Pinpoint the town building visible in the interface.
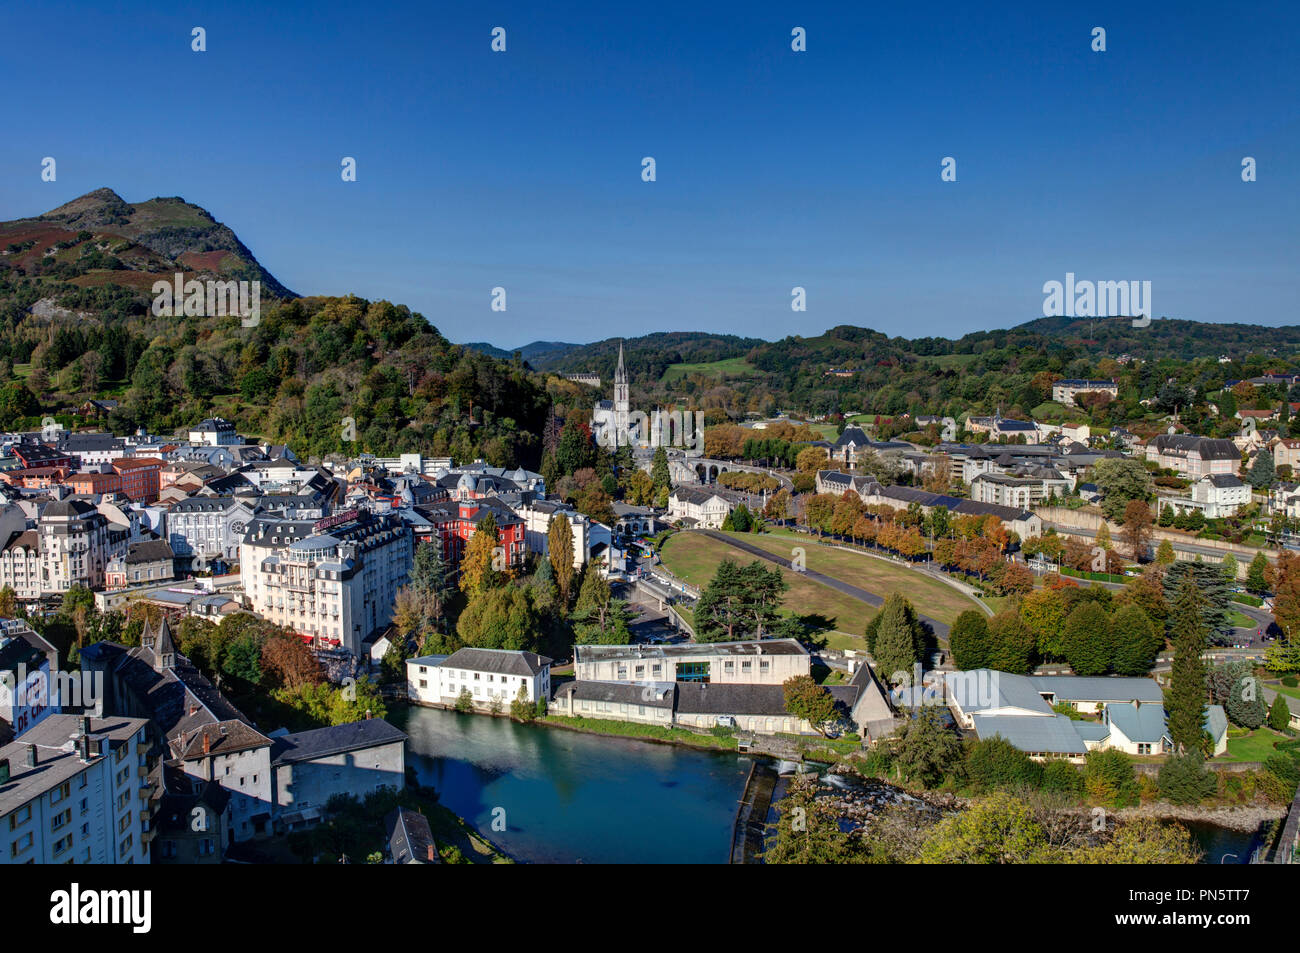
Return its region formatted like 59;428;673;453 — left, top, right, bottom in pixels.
39;498;111;593
407;647;552;711
1144;435;1241;479
105;539;176;590
1051;379;1119;407
188;418;241;446
574;639;809;686
0;713;152;864
268;719;408;832
241;509;413;655
667;486;739;529
1156;473;1251;520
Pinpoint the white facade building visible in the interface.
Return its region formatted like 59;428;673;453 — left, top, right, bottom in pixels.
407;648;552;710
0;714;152;865
240;510;412;656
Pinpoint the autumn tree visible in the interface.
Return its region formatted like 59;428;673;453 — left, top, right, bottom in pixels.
1121;500;1154;561
782;675;837;735
548;514;576;605
459;512;502;594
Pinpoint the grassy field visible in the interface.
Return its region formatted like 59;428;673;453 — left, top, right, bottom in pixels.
753;528;982;625
1223;727;1290;762
659;531;874;643
661;357;755;383
1269;681;1300;702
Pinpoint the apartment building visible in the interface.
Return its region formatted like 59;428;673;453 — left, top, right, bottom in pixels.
111;458;165;503
1144;435;1240;479
39;499;110;594
240;509;413;655
0;714;152;864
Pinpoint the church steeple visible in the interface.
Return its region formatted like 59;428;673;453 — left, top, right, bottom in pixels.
613;341;629;414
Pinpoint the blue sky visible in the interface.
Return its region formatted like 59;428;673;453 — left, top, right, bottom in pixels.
1;1;1296;347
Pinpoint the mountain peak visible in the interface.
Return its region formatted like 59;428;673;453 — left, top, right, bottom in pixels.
41;187;129;220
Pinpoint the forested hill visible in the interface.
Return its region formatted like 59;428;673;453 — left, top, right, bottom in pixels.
0;191;550;466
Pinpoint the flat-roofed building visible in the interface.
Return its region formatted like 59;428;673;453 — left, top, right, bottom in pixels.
573;638;810;686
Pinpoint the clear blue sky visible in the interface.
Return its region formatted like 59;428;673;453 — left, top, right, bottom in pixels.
2;1;1296;346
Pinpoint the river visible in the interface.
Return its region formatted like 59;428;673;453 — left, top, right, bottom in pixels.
393;705;753;863
394;706;1265;864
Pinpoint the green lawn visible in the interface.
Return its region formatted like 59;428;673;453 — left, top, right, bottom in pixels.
754;528;982;625
1222;727;1290;762
659;531;874;643
660;357;755;383
1269;681;1300;702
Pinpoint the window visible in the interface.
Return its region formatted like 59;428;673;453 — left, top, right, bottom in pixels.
10;831;33;858
51;782;70;805
8;805;31;830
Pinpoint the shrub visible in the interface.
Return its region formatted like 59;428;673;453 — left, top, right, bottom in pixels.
1040;760;1084;797
964;737;1044;792
1157;754;1218;805
1084;749;1140;808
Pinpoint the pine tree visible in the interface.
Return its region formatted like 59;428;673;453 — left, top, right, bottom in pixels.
1268;694;1292;732
651;447;670;490
1167;580;1210;755
1248;450;1275;489
873;593;921;682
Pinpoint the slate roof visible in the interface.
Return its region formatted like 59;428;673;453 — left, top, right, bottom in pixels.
1104;701;1168;744
269;718;408;766
555;679;676;708
944;670;1053;716
1028;675;1164;704
438;647;552;677
0;714;150;815
386;807;439;864
177;719;273;761
971;713;1088;755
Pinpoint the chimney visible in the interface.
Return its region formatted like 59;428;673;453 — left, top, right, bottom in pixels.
25;744;37;767
0;758;9;784
202;732;211;755
79;715;90;735
365;708;372;720
427;844;436;862
78;734;90;763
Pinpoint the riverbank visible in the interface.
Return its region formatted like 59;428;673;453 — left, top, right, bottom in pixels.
402;699;860;762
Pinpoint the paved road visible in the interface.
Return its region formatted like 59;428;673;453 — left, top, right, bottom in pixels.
695;529;951;645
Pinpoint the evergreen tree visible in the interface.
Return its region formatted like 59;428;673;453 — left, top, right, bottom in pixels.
1248;449;1275;489
651;447;670;490
1110;603;1161;675
948;610;990;671
1167;580;1211;755
1163;562;1232;644
1268;694;1292;732
1062;602;1112;676
873;592;922;681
